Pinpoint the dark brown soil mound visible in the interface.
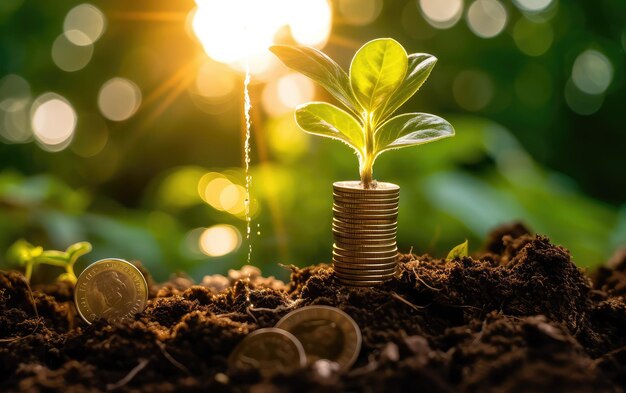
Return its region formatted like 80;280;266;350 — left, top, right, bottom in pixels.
2;226;626;392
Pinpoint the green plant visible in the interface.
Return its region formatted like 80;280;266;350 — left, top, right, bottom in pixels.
446;240;469;260
7;240;92;284
271;38;454;188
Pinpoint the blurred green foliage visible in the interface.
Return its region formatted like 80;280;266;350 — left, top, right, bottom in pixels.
0;0;624;281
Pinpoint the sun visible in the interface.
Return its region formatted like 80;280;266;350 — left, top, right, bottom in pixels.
190;0;332;73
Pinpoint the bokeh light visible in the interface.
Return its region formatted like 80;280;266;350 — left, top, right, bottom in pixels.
337;0;382;26
63;3;106;46
267;115;310;161
158;167;206;209
195;61;236;99
565;79;604;116
98;77;142;121
288;0;332;46
571;49;613;96
191;0;332;72
513;18;553;56
198;172;255;217
467;0;507;38
31;93;77;151
513;0;553;13
0;74;31;143
51;33;93;72
199;224;242;257
453;70;494;111
262;73;315;117
418;0;463;29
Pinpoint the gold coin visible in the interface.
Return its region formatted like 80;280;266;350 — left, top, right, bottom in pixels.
333;203;399;212
332;252;398;264
333;180;399;191
332;226;396;237
332;222;397;232
275;306;361;372
74;258;148;325
334;243;397;253
334;270;397;281
333;218;398;228
228;328;306;376
333;209;398;221
333;205;399;213
336;277;393;286
333;247;398;258
333;232;396;242
333;193;400;202
333;265;398;275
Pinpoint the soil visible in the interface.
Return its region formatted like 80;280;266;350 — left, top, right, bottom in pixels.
2;223;626;392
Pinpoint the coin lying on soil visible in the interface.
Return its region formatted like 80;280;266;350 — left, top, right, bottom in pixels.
228;328;306;376
275;305;361;372
74;258;148;324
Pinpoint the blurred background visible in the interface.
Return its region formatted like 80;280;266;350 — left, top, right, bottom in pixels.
0;0;624;281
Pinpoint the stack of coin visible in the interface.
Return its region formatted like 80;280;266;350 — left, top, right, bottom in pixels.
332;181;399;286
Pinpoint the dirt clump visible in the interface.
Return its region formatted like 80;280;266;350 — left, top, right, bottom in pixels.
1;226;625;392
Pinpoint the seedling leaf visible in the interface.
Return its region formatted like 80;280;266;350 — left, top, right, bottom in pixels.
295;102;364;155
270;45;360;113
376;53;437;124
447;240;469;260
350;38;408;112
374;113;454;157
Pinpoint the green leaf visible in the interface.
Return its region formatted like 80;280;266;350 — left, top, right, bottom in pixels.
270;45;360;113
66;242;92;261
295;102;365;154
374;113;454;156
349;38;408;112
446;240;469;260
376;53;437;123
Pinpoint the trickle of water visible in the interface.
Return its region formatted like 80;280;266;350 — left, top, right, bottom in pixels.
244;61;253;264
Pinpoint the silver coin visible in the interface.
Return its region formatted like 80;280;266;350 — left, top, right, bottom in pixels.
275;306;361;372
228;328;306;376
74;258;148;325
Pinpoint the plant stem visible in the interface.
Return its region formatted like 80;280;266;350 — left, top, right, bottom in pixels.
360;116;375;188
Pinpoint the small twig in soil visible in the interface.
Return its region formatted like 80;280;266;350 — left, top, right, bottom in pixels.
411;267;442;291
157;341;190;375
248;299;304;314
0;273;41;343
390;292;425;311
472;318;489;344
106;358;149;391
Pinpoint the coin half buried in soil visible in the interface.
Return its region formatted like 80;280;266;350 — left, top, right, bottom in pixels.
74;258;148;324
275;305;361;372
228;328;306;376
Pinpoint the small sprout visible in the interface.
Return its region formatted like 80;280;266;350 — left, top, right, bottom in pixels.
271;38;454;188
446;240;469;261
7;240;92;284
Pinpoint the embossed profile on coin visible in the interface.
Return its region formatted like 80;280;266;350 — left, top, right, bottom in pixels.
74;259;148;324
276;305;361;371
228;328;306;376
